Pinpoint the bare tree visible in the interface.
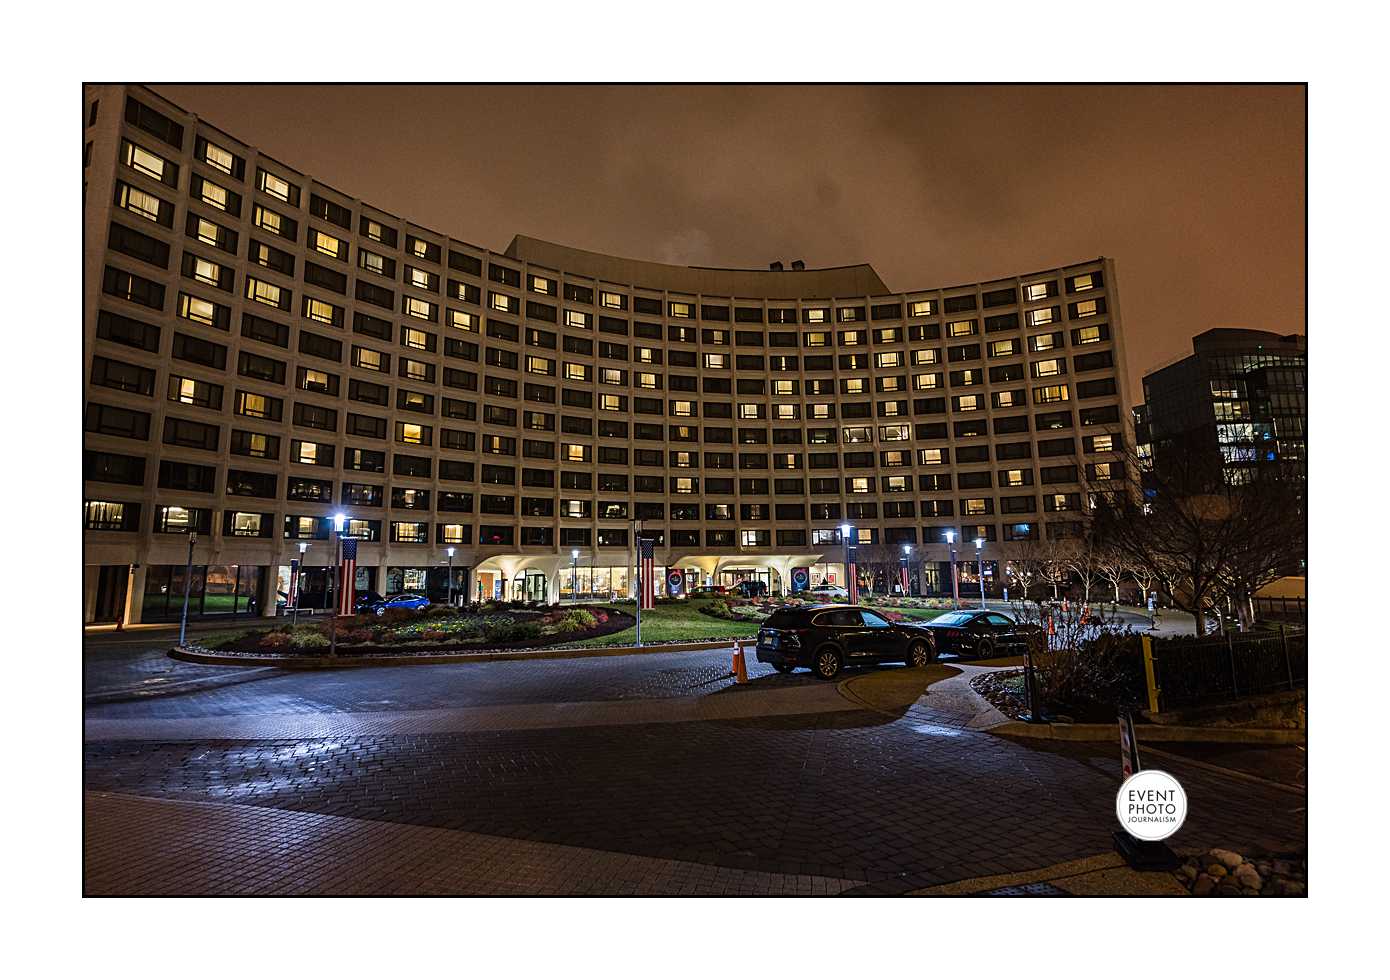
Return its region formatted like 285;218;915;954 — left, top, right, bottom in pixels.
1004;537;1052;602
1036;533;1073;600
1089;434;1304;635
855;541;900;599
1062;529;1107;608
1095;543;1129;605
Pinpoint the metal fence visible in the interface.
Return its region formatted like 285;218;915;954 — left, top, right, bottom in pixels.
1150;627;1306;710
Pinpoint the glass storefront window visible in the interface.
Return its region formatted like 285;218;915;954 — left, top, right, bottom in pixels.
140;564;262;621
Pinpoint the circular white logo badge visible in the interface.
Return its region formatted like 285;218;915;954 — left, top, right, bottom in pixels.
1115;770;1187;841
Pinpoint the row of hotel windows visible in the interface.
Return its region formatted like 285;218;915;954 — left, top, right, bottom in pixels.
102;215;1114;361
86;448;1116;502
104;234;1110;357
112;98;1103;320
84;500;1078;547
94;359;1118;428
86;394;1125;461
94;308;1117;408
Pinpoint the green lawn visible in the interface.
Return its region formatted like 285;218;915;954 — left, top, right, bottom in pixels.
569;597;760;647
565;597;949;647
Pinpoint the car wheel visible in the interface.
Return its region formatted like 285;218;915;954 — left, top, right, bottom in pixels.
374;607;385;618
908;640;934;667
814;646;842;680
773;664;794;674
976;638;994;661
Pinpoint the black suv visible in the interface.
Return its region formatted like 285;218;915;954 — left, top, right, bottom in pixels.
732;580;768;599
755;604;937;679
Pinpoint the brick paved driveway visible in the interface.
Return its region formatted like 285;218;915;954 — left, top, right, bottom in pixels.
85;644;811;718
84;705;1305;895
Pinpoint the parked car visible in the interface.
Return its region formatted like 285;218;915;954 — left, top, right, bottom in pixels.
916;609;1041;659
755;604;937;679
690;585;728;595
352;591;385;614
804;583;848;599
732;580;768;599
360;592;431;617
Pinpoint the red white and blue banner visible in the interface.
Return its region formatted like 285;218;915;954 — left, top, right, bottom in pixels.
337;537;358;616
900;563;910;595
846;546;858;606
638;538;655;610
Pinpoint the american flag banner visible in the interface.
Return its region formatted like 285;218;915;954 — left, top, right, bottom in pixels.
337;537;358;617
846;546;858;605
899;564;910;595
638;538;655;610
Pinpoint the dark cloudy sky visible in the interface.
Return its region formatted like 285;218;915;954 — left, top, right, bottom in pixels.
153;83;1305;398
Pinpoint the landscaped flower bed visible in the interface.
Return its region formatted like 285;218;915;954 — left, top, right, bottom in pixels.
206;604;631;656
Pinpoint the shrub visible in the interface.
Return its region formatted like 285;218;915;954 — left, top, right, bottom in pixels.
423;603;460;619
288;625;329;650
549;609;598;634
344;627;376;644
257;631;291;650
482;618;543;643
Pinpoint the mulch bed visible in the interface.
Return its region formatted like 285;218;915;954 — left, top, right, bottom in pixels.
971;669;1028;719
209;607;635;657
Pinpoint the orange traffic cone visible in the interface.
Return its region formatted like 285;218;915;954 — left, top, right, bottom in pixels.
1062;597;1070;614
1081;603;1090;622
1047;615;1056;637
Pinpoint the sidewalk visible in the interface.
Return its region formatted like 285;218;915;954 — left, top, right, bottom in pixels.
86;791;864;896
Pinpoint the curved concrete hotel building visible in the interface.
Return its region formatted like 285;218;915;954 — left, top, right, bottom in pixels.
83;84;1134;623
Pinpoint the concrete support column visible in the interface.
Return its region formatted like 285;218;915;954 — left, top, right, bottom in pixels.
124;563;147;626
84;566;100;624
256;564;276;619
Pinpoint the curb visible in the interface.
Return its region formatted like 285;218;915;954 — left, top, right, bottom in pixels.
170;637;753;669
84;666;285;704
988;719;1305;746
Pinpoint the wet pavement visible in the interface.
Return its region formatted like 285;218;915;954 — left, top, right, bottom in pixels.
83;632;1306;895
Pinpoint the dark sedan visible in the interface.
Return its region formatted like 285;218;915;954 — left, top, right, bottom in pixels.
754;604;937;679
916;609;1040;659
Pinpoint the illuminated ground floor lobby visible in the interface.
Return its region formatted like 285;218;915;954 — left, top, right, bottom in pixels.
83;549;1020;625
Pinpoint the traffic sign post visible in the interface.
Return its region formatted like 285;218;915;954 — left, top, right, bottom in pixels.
1112;709;1180;870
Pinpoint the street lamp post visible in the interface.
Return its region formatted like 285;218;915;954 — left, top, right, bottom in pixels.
975;537;986;609
900;544;912;596
945;530;960;609
571;549;579;604
329;512;347;658
178;531;196;646
446;547;455;605
291;541;307;625
839;523;856;604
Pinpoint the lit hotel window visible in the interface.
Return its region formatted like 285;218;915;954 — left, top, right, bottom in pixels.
253;205;286;236
258;169;293;202
122;140;170;182
116;184;163;223
313;230;344;258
